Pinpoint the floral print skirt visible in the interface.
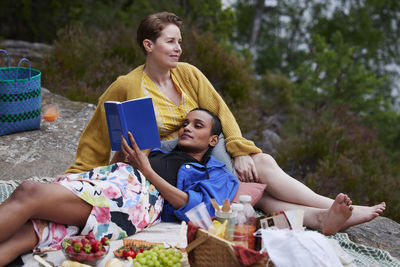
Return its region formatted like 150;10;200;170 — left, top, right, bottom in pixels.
32;163;163;252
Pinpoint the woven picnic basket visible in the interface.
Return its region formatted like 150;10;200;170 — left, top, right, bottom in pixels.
0;49;41;136
187;224;273;267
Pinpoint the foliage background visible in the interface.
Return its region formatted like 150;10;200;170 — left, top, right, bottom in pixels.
1;0;399;221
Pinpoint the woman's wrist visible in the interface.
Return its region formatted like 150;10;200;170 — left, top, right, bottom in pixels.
141;168;157;181
110;151;125;164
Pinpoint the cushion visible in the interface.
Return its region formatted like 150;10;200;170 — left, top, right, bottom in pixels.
232;182;267;206
160;133;235;174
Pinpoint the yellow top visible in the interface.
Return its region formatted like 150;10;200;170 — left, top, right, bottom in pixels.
141;71;197;140
66;62;261;174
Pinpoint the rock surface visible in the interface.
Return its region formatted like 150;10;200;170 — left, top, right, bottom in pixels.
0;89;399;261
0;88;95;180
345;216;400;260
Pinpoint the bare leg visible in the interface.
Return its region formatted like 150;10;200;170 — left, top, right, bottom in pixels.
255;192;353;235
252;153;333;208
0;181;92;243
0;221;38;266
251;153;386;222
341;202;386;230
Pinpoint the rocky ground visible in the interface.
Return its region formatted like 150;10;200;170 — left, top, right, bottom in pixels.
0;88;95;180
0;89;399;260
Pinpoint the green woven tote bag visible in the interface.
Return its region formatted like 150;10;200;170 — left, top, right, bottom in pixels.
0;49;41;136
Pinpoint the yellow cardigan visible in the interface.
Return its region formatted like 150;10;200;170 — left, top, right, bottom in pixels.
66;62;261;173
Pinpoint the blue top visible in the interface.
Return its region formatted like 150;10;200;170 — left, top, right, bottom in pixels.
152;149;239;222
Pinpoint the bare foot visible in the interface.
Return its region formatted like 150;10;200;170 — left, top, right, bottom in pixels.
321;193;353;235
340;202;386;231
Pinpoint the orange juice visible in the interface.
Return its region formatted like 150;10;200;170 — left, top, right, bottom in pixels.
43;113;59;122
247;224;257;250
43;104;59;122
233;224;248;248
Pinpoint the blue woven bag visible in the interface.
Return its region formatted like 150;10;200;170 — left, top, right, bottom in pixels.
0;49;41;136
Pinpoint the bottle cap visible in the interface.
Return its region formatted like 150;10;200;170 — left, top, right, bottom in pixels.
231;203;244;211
239;195;252;203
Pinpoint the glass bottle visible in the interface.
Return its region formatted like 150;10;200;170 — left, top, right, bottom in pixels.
239;195;257;250
231;203;248;248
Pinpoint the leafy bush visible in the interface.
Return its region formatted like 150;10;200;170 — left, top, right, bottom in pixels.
276;105;400;221
181;30;255;105
39;22;142;103
259;71;294;114
39;18;256;108
0;0;84;42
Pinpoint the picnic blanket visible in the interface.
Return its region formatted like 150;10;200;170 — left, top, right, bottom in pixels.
1;180;400;267
328;233;400;267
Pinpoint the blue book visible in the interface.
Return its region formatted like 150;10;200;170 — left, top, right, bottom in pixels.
104;97;161;151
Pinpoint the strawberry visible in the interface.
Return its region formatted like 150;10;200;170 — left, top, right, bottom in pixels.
91;240;102;252
122;248;129;258
86;252;96;263
62;238;72;249
73;240;83;253
86;232;95;240
77;250;87;262
94;250;104;258
66;245;75;255
83;244;92;253
101;236;110;246
81;238;90;246
126;249;136;259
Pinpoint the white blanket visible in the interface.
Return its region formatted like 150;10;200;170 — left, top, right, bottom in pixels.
260;228;355;267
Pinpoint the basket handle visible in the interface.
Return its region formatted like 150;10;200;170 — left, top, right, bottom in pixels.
186;232;209;253
0;49;10;68
16;58;31;80
186;230;240;266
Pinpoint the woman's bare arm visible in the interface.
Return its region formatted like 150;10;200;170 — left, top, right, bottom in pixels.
121;132;188;208
110;151;125;164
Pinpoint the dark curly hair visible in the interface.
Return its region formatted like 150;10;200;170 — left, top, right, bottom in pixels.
190;108;222;136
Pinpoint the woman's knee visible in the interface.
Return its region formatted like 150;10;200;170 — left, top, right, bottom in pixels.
10;181;43;205
252;153;278;169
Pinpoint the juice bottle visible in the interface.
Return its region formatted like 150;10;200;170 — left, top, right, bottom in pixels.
239;195;257;250
216;209;236;241
231;203;248;248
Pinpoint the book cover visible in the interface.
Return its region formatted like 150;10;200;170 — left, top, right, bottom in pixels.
284;209;304;230
258;209;304;230
104;97;161;151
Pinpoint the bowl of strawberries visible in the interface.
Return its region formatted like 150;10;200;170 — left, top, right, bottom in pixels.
61;233;110;266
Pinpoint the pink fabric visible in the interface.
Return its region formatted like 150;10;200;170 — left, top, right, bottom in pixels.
232;182;267;205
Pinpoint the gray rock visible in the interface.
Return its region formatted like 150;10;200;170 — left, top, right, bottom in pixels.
1;39;52;60
0;88;95;181
344;216;400;260
1;89;399;261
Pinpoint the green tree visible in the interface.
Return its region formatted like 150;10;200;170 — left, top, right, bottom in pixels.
294;32;385;113
233;0;400;162
0;0;84;42
38;0;249;107
276;106;400;221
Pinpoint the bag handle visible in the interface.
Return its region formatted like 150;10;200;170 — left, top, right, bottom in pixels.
16;58;31;80
0;49;10;68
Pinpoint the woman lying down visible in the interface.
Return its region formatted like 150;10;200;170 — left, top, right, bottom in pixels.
0;108;384;265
